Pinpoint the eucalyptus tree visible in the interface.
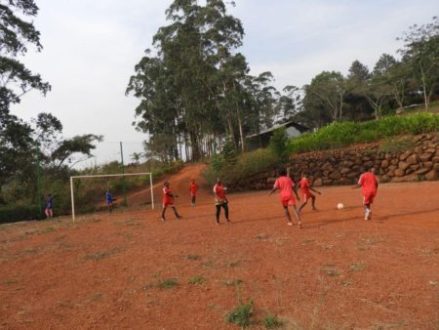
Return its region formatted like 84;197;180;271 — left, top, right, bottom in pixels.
128;0;248;161
344;60;373;120
346;59;392;119
374;53;412;110
304;71;346;122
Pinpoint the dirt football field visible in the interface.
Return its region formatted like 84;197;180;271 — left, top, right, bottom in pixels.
1;165;439;329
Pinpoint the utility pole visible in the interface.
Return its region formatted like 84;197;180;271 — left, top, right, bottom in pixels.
120;141;127;206
35;143;42;219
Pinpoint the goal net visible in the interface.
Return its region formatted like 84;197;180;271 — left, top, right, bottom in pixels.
69;172;154;221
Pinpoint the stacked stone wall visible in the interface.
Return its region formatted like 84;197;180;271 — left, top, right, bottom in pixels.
237;133;439;190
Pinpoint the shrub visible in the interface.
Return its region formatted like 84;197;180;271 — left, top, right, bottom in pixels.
288;113;439;154
158;278;178;289
0;204;42;223
379;136;416;153
203;148;278;186
188;276;206;285
269;127;288;161
264;314;283;329
227;300;254;327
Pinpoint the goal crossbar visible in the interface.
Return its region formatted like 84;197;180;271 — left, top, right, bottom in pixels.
70;172;154;222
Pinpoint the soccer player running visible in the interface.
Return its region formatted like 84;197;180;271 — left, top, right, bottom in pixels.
355;167;379;220
44;193;54;218
189;179;199;207
105;190;113;213
269;168;302;227
213;178;230;224
298;172;322;213
161;181;182;222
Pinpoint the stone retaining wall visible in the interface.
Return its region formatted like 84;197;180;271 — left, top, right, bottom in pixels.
240;133;439;190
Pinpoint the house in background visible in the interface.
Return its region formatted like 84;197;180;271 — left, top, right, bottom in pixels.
246;121;310;151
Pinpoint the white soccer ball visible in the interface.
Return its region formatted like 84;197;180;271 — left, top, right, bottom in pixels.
337;203;344;210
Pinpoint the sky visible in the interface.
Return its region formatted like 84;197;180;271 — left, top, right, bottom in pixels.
11;0;438;166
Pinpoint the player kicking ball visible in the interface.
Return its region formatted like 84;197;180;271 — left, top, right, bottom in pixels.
298;172;322;213
269;168;302;228
161;181;182;222
355;167;379;220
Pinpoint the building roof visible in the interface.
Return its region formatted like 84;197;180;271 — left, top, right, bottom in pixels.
246;121;309;139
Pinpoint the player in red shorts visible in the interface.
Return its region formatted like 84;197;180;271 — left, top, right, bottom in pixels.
189;179;199;207
356;168;379;220
269;168;302;227
161;181;182;222
213;178;230;224
298;172;322;213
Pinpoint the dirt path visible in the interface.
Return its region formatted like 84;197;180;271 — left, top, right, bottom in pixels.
1;168;439;329
126;163;209;208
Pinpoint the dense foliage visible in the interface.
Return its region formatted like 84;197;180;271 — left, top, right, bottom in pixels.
0;1;103;220
288;112;439;154
298;16;439;128
127;0;300;162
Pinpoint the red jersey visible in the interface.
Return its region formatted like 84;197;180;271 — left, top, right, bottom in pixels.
299;178;311;195
274;176;295;200
358;172;378;195
162;186;173;206
213;183;227;203
189;182;199;196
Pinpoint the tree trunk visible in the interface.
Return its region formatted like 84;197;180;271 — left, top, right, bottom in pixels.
420;67;429;111
189;131;200;162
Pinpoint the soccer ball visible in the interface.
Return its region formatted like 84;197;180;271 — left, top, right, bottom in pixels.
337;203;344;210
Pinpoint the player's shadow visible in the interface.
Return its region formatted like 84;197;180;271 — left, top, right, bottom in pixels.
233;215;290;225
307;206;439;229
378;207;439;222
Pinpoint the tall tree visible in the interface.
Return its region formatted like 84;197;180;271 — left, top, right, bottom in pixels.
304;71;346;122
374;53;411;110
128;0;252;160
345;60;373;120
0;0;50;188
0;0;51;116
398;16;439;110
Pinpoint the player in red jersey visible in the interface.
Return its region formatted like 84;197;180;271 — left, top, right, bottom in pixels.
213;178;230;224
355;168;379;220
189;179;199;207
269;168;302;227
298;172;322;213
161;181;182;222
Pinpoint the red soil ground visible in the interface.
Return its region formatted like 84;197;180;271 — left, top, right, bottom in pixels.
1;164;439;329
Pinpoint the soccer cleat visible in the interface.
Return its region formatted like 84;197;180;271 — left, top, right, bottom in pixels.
364;209;370;220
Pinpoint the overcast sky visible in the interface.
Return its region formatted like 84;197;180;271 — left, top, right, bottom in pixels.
12;0;438;166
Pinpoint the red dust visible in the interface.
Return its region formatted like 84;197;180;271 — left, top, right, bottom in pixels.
0;165;439;329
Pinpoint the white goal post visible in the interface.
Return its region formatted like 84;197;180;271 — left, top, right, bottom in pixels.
70;172;154;222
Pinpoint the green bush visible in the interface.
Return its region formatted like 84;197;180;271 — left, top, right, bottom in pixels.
227;300;254;327
0;204;42;223
264;314;283;329
379;136;416;153
288;113;439;154
203;148;278;186
269;127;288;161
